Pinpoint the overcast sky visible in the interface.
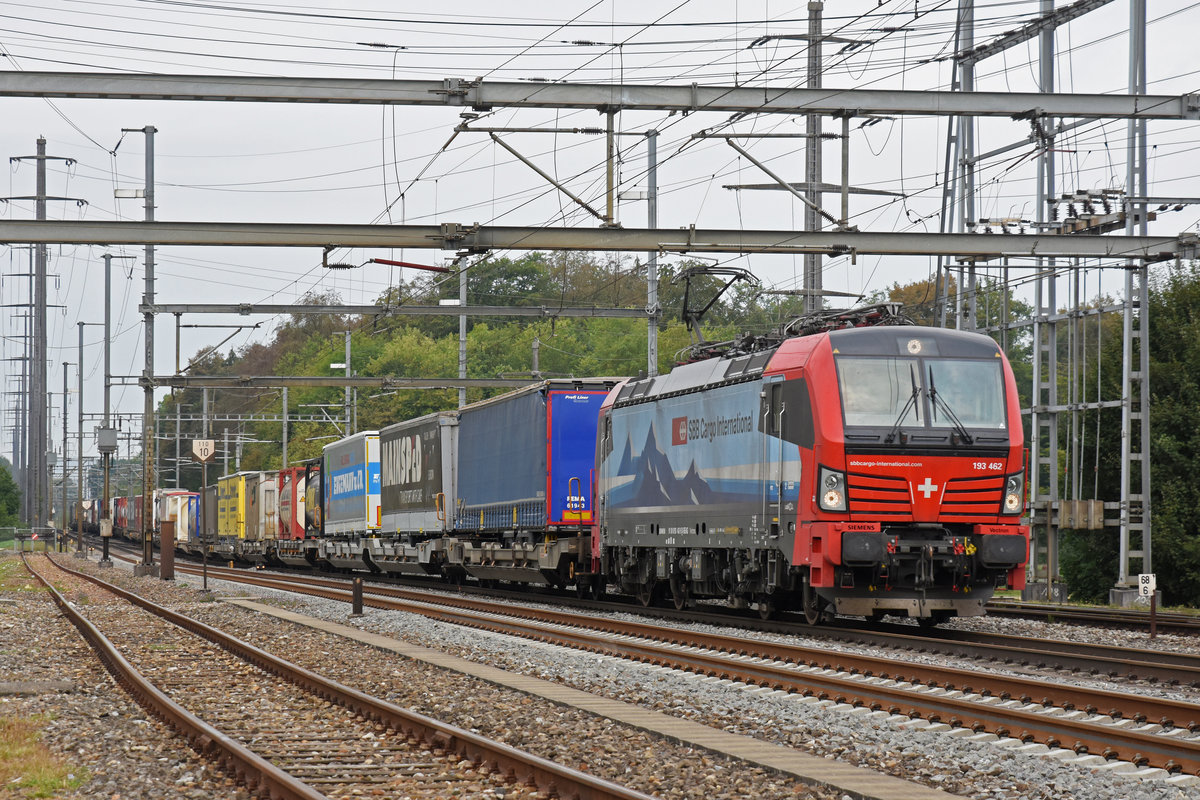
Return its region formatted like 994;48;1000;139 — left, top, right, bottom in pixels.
2;0;1198;468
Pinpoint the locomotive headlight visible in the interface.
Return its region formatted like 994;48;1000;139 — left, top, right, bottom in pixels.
817;467;847;512
1002;473;1025;515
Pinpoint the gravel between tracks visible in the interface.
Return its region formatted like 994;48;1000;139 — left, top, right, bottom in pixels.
0;554;249;800
7;552;1199;800
4;554;829;800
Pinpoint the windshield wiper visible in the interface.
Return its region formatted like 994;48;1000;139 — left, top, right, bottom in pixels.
884;364;921;444
927;366;974;444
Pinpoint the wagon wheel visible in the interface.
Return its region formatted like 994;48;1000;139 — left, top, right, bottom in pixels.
756;593;776;621
636;580;657;607
670;572;691;611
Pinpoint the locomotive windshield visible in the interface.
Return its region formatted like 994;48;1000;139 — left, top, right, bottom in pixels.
836;356;1006;431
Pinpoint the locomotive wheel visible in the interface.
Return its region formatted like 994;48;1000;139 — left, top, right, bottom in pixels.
802;593;833;624
636;581;657;607
669;573;690;610
802;580;824;625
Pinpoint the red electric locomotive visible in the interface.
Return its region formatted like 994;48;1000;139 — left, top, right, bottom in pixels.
593;304;1028;624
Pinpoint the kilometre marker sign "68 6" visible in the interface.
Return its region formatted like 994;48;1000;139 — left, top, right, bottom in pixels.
192;439;216;464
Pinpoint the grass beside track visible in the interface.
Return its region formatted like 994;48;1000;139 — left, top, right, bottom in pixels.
0;556;88;798
0;716;87;799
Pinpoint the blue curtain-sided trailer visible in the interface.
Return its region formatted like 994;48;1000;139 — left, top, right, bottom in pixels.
445;379;619;585
454;380;617;533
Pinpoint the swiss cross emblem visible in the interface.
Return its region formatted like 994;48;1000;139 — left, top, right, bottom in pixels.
672;416;688;445
916;477;939;499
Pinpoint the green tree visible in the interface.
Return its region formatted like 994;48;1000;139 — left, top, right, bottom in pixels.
0;460;20;527
1061;261;1200;605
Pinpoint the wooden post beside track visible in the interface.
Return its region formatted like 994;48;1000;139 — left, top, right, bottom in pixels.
160;520;175;581
1150;591;1157;640
351;578;364;617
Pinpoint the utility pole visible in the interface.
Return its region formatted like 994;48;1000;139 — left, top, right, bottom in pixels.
174;312;181;488
97;253;129;568
281;386;288;469
3;248;33;524
1117;0;1152;604
458;263;467;409
76;324;85;555
5;139;80;528
35;142;50;531
344;330;352;433
803;1;823;314
123;125;158;576
61;363;69;549
957;0;977;330
646;130;659;376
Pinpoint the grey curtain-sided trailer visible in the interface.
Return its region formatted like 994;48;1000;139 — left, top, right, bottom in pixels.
379;411;458;537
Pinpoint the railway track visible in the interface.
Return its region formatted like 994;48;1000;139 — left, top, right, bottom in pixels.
145;552;1200;686
986;600;1200;634
98;539;1200;686
150;558;1200;777
27;553;656;800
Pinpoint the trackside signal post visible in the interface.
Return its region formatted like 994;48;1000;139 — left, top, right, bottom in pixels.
1139;573;1157;639
193;439;215;591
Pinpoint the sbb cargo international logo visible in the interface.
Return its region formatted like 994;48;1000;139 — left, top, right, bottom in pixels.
672;412;754;445
672;416;688;445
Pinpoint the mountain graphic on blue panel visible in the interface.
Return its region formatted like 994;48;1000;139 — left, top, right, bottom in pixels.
621;423;717;507
616;434;634;475
679;462;717;504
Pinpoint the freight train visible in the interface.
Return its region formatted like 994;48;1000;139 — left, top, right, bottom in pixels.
78;304;1030;624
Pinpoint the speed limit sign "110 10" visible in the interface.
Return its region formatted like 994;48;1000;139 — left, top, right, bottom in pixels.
192;439;216;463
1139;573;1156;597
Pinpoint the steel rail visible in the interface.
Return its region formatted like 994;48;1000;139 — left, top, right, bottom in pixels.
218;568;1200;725
41;555;657;800
986;601;1200;633
22;554;327;800
98;548;1200;682
807;623;1200;686
175;564;1200;774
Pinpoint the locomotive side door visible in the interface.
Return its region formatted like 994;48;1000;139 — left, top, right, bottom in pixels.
759;375;809;538
761;377;785;536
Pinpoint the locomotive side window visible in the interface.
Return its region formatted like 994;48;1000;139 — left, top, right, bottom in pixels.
836;357;922;428
759;378;813;447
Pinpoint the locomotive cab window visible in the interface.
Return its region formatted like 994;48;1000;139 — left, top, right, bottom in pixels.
926;359;1006;430
836;355;1005;433
836;357;922;429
